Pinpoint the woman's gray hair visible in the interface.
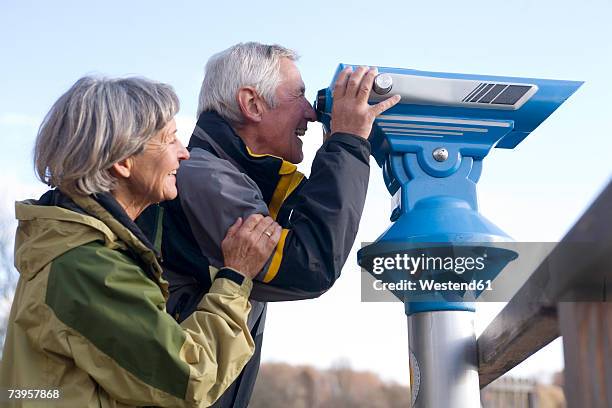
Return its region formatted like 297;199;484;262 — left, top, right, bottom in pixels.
34;76;179;195
197;42;298;125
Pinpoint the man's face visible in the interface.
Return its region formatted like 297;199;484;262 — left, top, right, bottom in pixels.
259;58;317;164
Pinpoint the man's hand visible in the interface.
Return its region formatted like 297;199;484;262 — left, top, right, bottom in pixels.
221;214;282;279
330;66;401;140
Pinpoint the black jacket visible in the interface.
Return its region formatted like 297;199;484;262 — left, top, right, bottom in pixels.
138;111;371;407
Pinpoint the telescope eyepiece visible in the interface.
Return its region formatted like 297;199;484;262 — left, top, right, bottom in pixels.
315;88;327;122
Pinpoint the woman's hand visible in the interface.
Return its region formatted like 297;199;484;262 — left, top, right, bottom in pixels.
221;214;282;279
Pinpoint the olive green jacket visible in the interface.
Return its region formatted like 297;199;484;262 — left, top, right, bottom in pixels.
0;191;255;407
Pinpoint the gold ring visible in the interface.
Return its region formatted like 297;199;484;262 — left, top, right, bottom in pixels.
264;230;273;238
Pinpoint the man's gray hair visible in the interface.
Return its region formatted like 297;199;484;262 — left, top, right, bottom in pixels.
197;42;298;125
34;76;179;195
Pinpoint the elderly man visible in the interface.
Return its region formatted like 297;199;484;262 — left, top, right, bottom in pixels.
138;42;399;407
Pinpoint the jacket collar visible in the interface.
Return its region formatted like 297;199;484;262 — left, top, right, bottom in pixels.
64;190;168;299
190;111;290;204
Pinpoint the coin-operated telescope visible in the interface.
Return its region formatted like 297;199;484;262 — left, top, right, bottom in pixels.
315;65;581;408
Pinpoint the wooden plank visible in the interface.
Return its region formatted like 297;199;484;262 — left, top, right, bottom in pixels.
559;302;612;408
478;181;612;388
478;302;559;388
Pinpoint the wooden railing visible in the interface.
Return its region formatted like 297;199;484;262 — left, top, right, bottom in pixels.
476;180;611;407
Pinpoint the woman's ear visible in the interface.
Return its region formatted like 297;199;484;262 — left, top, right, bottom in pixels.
110;157;133;179
237;86;266;123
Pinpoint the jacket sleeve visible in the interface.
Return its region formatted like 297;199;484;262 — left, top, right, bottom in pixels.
178;133;370;301
44;242;255;408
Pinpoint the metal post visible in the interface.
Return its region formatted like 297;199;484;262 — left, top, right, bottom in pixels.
408;311;480;408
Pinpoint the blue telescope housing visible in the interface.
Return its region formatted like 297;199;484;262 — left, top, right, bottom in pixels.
315;65;582;314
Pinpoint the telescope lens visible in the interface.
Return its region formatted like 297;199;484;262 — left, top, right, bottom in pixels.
315;88;327;122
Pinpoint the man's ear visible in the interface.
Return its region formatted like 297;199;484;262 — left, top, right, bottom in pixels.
237;86;266;123
110;157;133;180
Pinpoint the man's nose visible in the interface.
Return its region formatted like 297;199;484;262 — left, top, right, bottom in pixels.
304;100;317;122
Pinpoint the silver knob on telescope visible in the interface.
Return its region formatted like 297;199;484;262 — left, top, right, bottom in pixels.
373;74;393;95
433;147;449;162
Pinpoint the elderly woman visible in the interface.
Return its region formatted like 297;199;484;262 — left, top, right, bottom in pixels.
0;76;281;407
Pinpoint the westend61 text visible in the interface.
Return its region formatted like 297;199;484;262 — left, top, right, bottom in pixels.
373;279;493;292
371;253;486;275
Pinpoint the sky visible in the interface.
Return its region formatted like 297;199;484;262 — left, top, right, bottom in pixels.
1;0;611;386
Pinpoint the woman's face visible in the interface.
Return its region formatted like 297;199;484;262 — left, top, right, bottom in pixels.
128;118;190;206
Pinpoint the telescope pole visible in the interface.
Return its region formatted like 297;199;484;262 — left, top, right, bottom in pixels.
407;309;481;408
